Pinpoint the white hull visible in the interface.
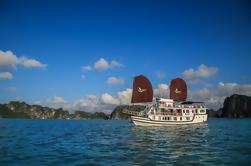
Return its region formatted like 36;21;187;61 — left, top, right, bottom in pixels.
131;114;208;126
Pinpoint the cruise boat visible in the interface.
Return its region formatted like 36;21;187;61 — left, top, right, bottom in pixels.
123;75;208;126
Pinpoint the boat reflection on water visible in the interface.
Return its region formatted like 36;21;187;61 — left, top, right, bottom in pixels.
126;124;210;165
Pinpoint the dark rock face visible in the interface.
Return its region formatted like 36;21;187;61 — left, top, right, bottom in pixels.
221;94;251;118
110;106;130;120
110;105;145;120
0;104;30;118
207;94;251;118
207;109;222;118
0;101;109;119
74;111;109;120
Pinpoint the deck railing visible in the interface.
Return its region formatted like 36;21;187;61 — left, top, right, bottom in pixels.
122;109;146;117
151;112;182;116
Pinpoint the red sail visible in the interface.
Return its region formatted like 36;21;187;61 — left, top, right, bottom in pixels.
131;75;153;103
170;78;187;101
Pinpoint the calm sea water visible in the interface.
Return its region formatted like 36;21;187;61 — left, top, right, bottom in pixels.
0;119;251;166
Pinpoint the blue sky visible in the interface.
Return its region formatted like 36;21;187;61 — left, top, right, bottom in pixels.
0;0;251;111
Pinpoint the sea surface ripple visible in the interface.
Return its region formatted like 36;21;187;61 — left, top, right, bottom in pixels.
0;119;251;165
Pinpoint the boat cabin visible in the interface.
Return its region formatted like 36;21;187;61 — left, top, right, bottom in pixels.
147;98;207;121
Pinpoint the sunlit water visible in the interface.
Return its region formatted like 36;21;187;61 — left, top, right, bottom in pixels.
0;119;251;165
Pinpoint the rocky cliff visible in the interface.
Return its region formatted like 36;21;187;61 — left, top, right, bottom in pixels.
207;109;222;118
2;94;250;120
207;94;251;118
0;101;109;119
221;94;251;118
110;105;146;120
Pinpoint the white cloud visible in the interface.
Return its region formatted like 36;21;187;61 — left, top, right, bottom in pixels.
110;60;123;68
183;64;218;79
107;76;124;85
18;57;47;68
117;88;132;105
0;50;47;80
82;58;123;72
0;50;18;69
100;93;120;105
33;101;42;105
188;82;251;109
94;58;110;71
0;50;47;69
47;96;74;111
73;95;116;113
0;72;13;80
73;95;99;111
216;82;251;96
81;74;86;79
49;96;67;104
189;88;225;109
45;84;170;113
48;93;121;113
46;95;100;112
28;80;251;114
158;83;169;90
116;84;170;104
154;83;170;98
218;81;225;86
47;94;115;113
155;71;166;79
82;65;92;71
185;79;213;88
15;96;23;102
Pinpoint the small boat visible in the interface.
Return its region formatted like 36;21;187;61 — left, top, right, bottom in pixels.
123;75;208;126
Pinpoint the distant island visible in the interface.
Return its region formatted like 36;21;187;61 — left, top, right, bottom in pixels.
0;101;109;120
207;94;251;118
0;94;250;120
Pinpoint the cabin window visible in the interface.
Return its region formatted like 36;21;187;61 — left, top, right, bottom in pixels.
186;110;189;113
162;117;165;120
180;117;182;120
165;117;167;120
200;110;205;113
167;117;170;120
183;110;185;113
192;110;194;113
173;117;177;121
195;109;198;113
177;109;181;113
186;117;190;120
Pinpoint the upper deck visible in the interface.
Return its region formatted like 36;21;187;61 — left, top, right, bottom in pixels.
155;97;206;109
151;98;207;116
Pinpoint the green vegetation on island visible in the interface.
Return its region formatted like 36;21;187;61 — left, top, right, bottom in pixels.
110;105;146;120
0;101;109;120
1;94;250;120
